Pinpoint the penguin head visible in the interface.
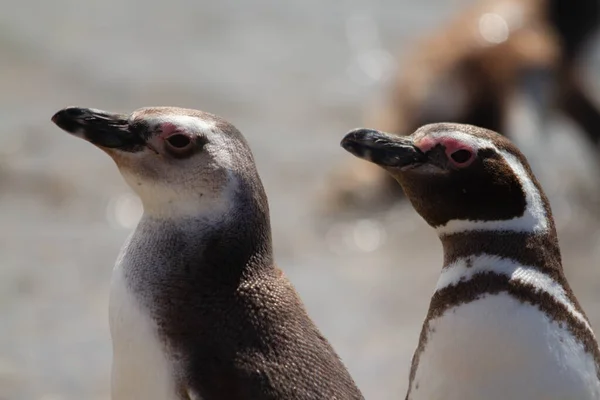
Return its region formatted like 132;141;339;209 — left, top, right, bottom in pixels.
52;106;264;220
341;123;551;235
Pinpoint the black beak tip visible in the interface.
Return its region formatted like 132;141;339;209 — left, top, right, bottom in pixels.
51;107;89;133
51;109;64;125
341;128;374;153
340;134;353;151
340;136;361;156
52;108;76;132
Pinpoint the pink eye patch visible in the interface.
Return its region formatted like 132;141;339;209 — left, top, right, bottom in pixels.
415;135;476;167
158;122;180;139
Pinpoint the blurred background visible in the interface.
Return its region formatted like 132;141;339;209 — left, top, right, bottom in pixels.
1;0;600;399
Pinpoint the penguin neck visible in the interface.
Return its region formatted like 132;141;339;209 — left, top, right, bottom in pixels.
434;165;564;277
134;183;274;286
438;223;563;280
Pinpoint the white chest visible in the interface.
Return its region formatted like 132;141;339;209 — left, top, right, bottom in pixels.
108;262;180;400
408;293;600;400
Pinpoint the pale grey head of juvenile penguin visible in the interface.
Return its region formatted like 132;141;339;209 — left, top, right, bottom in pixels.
51;106;267;223
341;123;555;238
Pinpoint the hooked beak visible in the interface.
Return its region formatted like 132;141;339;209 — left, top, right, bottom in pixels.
341;128;426;169
51;107;146;151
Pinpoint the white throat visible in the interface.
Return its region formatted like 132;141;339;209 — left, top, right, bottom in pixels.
119;169;238;220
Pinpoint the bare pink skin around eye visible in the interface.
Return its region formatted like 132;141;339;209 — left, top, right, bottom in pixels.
158;122;180;140
415;136;476;167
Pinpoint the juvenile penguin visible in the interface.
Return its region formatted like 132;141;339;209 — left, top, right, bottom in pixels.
341;123;600;399
51;106;364;400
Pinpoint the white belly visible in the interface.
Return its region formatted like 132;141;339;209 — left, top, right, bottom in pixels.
409;293;600;400
109;263;180;400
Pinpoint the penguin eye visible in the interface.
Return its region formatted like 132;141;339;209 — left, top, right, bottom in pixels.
450;149;472;165
166;134;192;149
163;133;200;158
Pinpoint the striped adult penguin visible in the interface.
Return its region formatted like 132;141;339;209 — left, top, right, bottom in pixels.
341;122;600;399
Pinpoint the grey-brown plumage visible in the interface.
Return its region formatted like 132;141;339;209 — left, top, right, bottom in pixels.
341;123;600;400
52;106;364;400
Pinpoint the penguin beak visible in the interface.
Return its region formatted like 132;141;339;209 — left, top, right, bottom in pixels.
341;128;426;169
51;107;146;152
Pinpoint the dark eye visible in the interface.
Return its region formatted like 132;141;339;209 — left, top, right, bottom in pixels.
450;149;472;164
166;134;191;149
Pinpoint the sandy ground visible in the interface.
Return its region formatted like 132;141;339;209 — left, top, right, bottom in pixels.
1;0;600;399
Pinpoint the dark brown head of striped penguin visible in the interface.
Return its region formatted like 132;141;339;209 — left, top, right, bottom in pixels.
341;123;554;236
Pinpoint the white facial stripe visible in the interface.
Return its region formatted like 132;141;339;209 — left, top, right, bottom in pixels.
436;254;595;337
207;132;234;170
416;130;494;152
145;115;217;135
423;130;548;235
